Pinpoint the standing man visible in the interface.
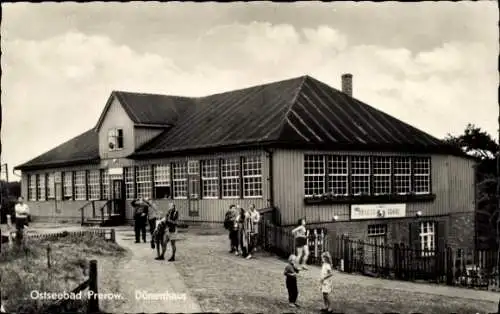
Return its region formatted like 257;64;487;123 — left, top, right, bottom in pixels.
14;197;29;245
248;204;261;257
165;202;179;262
131;198;148;244
144;197;160;249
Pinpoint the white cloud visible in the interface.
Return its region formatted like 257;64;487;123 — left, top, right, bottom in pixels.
2;20;497;171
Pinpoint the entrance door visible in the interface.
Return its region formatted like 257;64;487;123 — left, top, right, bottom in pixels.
365;224;388;274
187;160;200;217
112;179;125;218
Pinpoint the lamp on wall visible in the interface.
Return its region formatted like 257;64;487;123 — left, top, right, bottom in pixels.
332;215;339;222
112;159;118;164
416;211;423;217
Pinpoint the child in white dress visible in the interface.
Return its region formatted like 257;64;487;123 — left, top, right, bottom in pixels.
320;252;334;313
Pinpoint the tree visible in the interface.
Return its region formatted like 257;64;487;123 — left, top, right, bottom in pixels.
444;124;498;251
0;180;21;224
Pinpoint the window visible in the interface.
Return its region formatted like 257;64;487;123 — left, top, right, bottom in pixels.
372;156;391;195
136;166;152;199
101;169;110;200
304;155;325;197
368;224;387;236
414;157;430;194
46;173;55;199
37;174;46;201
327;155;348;196
88;170;101;200
74;171;86;200
243;156;262;198
124;167;135;200
350;156;370;195
394;157;411;194
28;174;37;201
153;165;171;199
419;221;435;257
221;158;240;198
63;172;73;200
172;162;187;199
108;128;124;151
187;161;200;199
201;160;218;198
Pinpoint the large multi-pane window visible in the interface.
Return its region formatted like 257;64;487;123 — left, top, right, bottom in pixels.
394;157;411;194
304;155;325;197
327;156;348;196
124;167;135;200
101;169;110;200
63;172;73;200
172;162;187;199
221;158;240;198
201;160;219;198
414;157;431;194
153;165;171;199
46;173;55;199
303;155;431;198
74;171;86;200
372;156;391;195
88;170;101;200
37;174;46;201
242;156;262;198
28;174;37;201
351;156;370;195
136;166;152;199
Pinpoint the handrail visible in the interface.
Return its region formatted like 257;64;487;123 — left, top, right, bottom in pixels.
79;201;94;225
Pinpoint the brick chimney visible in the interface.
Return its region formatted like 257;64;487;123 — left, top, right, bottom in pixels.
341;73;353;97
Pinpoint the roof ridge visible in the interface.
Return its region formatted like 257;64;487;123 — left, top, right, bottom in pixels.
274;75;308;140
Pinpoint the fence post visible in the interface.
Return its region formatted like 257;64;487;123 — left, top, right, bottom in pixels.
394;243;400;279
81;207;84;226
111;229;116;242
47;244;51;269
446;246;453;286
88;260;99;313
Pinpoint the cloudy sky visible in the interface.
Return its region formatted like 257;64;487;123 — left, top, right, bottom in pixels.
1;2;498;176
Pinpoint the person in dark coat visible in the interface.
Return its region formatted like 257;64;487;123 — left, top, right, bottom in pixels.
132;198;148;243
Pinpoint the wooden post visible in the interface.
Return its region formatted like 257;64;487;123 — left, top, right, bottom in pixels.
88;260;99;313
343;236;350;273
92;201;96;218
47;245;51;269
81;207;85;226
111;229;116;242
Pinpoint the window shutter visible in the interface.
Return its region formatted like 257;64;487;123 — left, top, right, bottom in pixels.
409;221;420;250
435;220;446;252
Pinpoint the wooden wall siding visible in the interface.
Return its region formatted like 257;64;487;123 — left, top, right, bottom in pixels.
135;127;163;150
25;200;107;220
272;149;475;226
447;155;475;213
98;97;135;160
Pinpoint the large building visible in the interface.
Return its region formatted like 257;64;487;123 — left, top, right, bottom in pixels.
15;74;476;250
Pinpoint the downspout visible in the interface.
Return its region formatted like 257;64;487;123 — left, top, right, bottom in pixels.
263;148;276;224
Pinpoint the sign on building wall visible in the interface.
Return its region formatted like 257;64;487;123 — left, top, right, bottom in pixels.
109;168;124;176
350;204;406;220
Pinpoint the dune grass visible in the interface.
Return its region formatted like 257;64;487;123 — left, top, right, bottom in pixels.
0;232;126;314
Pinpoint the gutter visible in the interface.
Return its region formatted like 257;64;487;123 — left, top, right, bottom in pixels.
263;148;276;224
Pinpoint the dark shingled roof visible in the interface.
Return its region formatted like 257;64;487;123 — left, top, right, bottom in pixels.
132;75;450;157
14;129;99;170
16;75;462;170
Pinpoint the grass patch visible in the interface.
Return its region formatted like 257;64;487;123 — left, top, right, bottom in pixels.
175;234;498;314
0;232;126;313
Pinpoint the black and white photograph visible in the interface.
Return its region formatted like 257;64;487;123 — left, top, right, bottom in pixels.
0;2;498;313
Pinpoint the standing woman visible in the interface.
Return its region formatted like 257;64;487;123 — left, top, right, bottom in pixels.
165;202;180;262
291;218;309;270
236;207;249;257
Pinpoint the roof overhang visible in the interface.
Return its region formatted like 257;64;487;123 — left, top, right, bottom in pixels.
14;157;101;172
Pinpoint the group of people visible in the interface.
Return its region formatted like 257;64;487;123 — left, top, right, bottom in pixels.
285;218;334;312
131;197;179;261
224;204;260;259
